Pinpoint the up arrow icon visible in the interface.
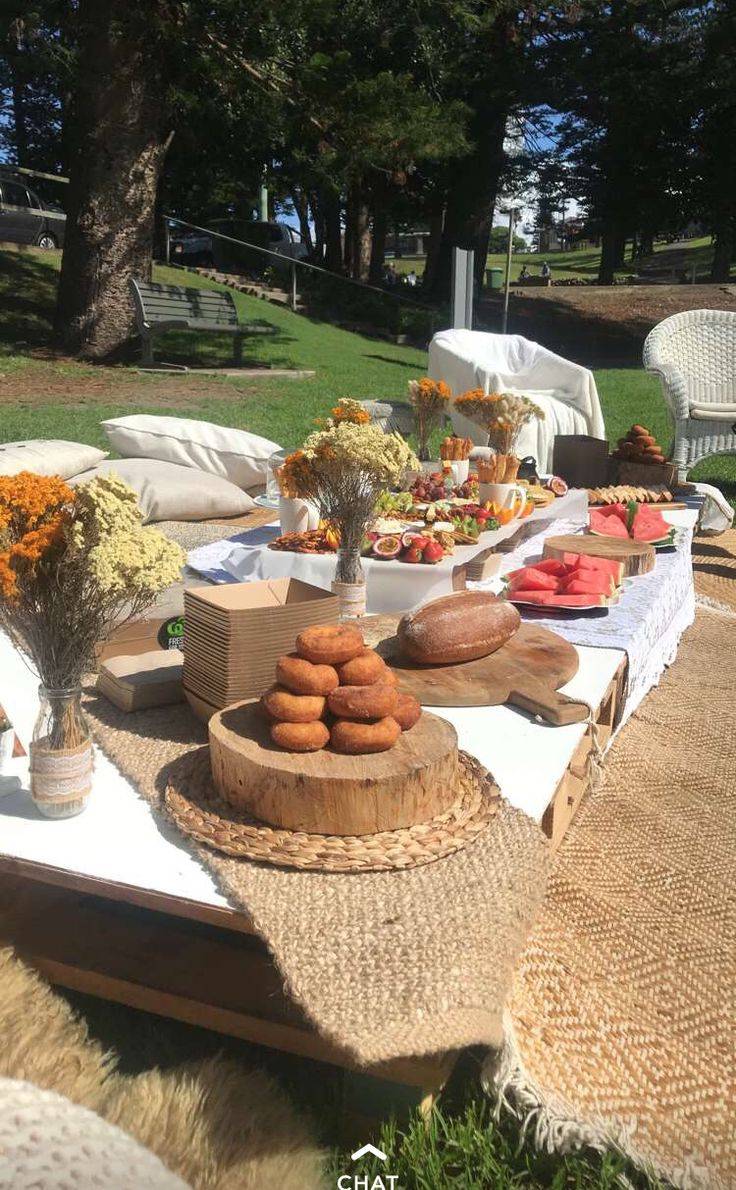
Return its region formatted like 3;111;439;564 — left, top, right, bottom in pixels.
351;1144;387;1162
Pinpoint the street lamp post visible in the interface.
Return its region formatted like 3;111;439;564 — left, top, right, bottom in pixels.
501;207;517;335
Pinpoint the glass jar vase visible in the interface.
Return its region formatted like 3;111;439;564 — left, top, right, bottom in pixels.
331;545;366;619
29;686;93;818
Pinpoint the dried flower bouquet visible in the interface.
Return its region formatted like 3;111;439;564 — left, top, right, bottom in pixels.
278;402;418;584
407;378;451;461
0;472;184;749
455;389;544;454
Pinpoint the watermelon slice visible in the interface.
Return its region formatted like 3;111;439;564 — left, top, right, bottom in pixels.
508;558;567;579
545;593;608;607
589;509;629;538
508;567;559;591
561;553;625;584
560;576;615;597
506;589;556;604
631;506;671;543
594;503;628;523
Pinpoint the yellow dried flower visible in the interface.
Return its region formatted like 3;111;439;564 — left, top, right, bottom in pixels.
72;473;184;595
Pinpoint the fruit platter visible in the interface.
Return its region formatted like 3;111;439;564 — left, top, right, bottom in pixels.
589;501;676;548
502;552;624;610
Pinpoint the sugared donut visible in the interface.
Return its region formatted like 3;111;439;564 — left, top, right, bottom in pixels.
276;653;339;696
296;623;364;666
392;692;421;731
262;685;325;723
336;648;388;686
327;682;398;721
330;716;401;754
270;720;330;752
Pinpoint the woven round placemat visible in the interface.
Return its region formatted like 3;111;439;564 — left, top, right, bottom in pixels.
164;746;499;873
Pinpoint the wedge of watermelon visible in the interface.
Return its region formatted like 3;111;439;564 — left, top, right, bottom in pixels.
506;589;556;604
561;553;625;584
508;558;567;580
589;509;629;538
508;567;559;591
631;505;671;543
594;503;628;523
561;576;615;596
545;593;608;607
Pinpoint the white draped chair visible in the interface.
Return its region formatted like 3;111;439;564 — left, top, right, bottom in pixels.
643;309;736;480
427;329;606;472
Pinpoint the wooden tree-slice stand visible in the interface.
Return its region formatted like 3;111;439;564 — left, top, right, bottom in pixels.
209;701;459;836
543;533;656;576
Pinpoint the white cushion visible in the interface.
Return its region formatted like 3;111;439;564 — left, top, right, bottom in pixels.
70;459;255;524
0;439;107;478
689;403;736;421
101;415;280;491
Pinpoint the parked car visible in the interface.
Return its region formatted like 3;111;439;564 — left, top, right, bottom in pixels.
169;228;215;267
0;174;66;248
169;219;307;274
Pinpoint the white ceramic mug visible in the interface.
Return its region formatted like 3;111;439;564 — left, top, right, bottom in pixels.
478;482;526;516
0;727;14;774
447;459;470;485
279;497;320;534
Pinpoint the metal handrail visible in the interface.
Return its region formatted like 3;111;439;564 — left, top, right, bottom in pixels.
164;215;437;315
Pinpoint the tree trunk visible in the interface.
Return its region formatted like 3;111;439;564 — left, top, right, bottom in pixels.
368;207;387;285
711;214;734;282
598;218;622;284
346;186;370;281
55;1;170;359
9;59;30;165
292;188;313;254
428;106;507;302
309;190;324;262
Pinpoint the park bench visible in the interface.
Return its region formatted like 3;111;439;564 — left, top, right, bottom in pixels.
130;278;276;367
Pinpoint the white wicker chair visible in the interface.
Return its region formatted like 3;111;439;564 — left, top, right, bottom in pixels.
643;309;736;479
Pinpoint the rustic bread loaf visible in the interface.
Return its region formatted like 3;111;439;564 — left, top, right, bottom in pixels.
398;591;520;666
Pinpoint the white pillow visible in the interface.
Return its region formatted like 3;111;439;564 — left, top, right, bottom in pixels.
0;439;107;479
101;415;280;491
70;459;255;524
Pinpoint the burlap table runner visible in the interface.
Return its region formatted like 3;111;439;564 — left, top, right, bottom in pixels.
692;527;736;613
84;694;549;1066
490;605;736;1189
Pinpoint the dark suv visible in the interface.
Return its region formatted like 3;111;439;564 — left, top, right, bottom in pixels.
0;174;66;248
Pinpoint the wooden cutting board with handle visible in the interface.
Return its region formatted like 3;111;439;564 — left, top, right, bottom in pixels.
365;618;590;727
543;533;655;576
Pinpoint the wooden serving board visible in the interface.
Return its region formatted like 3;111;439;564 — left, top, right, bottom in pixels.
210;701;459;835
372;622;589;727
543;533;655;576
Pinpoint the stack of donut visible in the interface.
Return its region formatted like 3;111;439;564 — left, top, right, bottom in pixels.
612;424;666;465
262;623;421;754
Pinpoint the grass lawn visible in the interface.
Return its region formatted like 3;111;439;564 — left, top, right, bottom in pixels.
393;235;733;285
1;249;732;505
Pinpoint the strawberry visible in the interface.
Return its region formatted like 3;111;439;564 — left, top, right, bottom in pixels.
422;540;444;563
401;546;424;563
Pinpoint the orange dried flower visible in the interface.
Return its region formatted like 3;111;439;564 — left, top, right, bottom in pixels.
0;473;72;602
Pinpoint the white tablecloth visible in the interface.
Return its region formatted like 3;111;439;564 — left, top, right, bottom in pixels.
187;491;589;614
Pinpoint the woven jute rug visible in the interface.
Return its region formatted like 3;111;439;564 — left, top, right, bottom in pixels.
489;605;736;1190
84;695;548;1066
692;527;736;614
